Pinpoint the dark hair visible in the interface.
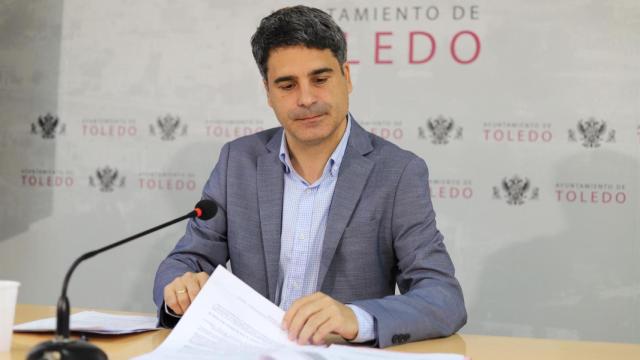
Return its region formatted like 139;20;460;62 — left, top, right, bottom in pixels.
250;5;347;79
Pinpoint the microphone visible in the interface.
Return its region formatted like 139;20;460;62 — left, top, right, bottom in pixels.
27;199;218;360
192;199;218;221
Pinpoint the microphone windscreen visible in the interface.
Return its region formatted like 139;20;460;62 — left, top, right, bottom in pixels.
194;199;218;220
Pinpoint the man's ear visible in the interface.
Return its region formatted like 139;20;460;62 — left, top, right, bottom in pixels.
343;63;353;94
264;79;273;108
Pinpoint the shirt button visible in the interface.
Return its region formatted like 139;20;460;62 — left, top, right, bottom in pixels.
298;234;305;240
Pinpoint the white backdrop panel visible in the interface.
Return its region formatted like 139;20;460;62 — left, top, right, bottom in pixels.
0;0;638;343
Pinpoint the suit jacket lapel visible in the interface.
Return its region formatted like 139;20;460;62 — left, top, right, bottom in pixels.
317;121;374;289
257;130;284;302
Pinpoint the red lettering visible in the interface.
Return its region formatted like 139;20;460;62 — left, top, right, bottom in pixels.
409;31;436;64
375;32;393;64
83;124;136;137
207;126;262;138
557;190;625;204
494;129;504;141
369;128;403;140
483;129;554;143
139;177;197;191
431;186;473;200
21;175;73;187
451;30;481;64
342;30;485;65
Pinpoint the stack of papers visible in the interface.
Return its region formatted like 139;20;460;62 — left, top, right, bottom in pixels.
13;311;159;335
134;267;468;360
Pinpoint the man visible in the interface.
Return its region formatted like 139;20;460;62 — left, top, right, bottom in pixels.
153;5;466;348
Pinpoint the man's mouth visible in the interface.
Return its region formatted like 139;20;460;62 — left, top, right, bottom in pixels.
297;113;325;121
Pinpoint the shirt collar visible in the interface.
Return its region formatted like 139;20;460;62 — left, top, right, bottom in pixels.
279;113;352;178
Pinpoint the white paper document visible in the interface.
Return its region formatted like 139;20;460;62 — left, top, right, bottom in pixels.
134;266;314;360
134;266;467;360
320;345;469;360
13;311;159;335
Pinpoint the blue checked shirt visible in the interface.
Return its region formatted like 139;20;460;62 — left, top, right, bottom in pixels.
276;115;376;343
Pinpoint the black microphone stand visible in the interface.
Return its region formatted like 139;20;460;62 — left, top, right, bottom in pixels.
27;206;207;360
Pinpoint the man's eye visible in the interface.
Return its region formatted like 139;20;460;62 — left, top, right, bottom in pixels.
314;77;328;84
279;83;295;90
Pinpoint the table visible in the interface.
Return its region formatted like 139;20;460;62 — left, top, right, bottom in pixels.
4;304;640;359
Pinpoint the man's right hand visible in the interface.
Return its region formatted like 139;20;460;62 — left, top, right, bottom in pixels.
163;272;209;315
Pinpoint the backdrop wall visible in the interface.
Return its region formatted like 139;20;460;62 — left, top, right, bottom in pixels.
1;0;638;343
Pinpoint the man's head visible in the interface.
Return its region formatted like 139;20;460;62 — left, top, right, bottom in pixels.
250;6;347;81
250;6;352;148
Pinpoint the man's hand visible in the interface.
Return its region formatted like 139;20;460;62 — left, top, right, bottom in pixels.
163;272;209;315
282;292;358;345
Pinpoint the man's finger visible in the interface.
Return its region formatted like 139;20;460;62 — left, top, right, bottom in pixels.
282;292;324;329
297;310;330;345
163;272;208;316
287;298;325;341
174;279;192;313
164;285;183;315
196;272;209;287
313;317;340;345
184;276;202;303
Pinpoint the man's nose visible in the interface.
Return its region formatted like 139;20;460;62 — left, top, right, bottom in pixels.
296;82;317;108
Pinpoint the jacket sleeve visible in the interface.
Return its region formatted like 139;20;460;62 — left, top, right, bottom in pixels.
153;143;231;327
350;156;467;348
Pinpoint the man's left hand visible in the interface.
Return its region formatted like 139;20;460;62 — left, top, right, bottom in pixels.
282;292;358;345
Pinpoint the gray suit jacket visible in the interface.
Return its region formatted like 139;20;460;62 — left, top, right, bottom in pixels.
153;119;466;348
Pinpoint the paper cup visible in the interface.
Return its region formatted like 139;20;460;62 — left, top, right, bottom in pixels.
0;281;20;352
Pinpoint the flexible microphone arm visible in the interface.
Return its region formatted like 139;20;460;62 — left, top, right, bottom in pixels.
56;211;196;338
28;199;218;360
